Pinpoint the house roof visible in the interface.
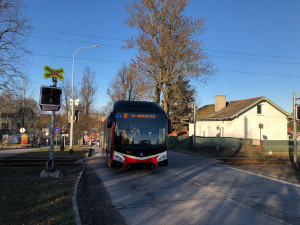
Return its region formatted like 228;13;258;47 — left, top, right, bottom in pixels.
196;96;292;121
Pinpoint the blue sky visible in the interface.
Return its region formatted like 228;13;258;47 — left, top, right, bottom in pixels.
24;0;300;114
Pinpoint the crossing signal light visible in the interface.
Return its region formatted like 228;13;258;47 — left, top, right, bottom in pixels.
75;110;79;123
296;105;300;121
39;86;62;111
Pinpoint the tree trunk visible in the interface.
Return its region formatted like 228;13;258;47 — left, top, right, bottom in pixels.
154;85;161;103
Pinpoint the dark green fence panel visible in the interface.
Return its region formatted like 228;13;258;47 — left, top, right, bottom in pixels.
262;140;300;152
168;136;299;152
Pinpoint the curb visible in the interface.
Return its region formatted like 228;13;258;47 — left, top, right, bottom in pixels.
72;166;85;225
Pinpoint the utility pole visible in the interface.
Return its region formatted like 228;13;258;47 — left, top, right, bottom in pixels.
293;93;299;171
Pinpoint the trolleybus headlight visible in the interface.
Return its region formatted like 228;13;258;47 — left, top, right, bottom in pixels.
113;152;125;163
157;151;167;163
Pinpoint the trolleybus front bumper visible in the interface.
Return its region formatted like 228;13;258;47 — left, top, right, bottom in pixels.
112;151;168;167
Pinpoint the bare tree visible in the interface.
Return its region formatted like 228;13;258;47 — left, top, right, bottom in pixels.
68;66;98;142
125;0;215;116
0;78;37;113
0;0;31;93
0;92;15;115
107;64;146;103
61;78;72;117
80;66;97;116
13;77;38;128
15;77;38;110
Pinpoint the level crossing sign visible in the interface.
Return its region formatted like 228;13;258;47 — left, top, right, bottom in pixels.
44;65;65;81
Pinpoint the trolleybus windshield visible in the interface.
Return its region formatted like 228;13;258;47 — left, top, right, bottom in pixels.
114;112;167;146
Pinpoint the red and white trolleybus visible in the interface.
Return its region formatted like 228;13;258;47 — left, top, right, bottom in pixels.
104;101;171;168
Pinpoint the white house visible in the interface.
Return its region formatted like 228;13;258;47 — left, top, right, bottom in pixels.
189;95;292;140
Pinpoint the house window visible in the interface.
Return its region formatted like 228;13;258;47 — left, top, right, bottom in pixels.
197;126;201;136
257;104;264;115
1;123;8;129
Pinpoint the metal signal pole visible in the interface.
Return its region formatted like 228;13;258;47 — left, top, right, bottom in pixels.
47;77;57;172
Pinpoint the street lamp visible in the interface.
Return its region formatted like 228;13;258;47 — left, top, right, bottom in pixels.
70;45;98;151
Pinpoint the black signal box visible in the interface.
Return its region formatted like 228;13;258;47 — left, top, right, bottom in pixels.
39;86;62;111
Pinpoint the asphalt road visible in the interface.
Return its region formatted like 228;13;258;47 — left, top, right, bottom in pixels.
84;149;300;225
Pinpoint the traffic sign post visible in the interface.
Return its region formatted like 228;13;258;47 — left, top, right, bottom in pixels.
54;127;59;146
20;128;25;147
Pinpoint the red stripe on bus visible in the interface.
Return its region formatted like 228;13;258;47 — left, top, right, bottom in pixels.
122;155;159;168
110;124;114;165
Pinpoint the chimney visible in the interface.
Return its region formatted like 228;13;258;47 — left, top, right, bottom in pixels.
215;95;226;112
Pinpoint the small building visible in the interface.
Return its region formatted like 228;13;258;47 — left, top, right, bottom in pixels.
189;95;292;140
0;107;37;138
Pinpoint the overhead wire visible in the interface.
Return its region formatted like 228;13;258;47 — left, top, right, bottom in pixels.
32;27;126;41
30;53;130;64
28;34;300;65
29;27;300;78
26;35;124;48
31;27;300;61
30;53;300;78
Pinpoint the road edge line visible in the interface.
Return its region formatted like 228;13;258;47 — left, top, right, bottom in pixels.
231;166;300;188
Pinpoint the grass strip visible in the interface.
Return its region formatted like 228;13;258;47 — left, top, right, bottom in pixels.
0;146;88;224
0;165;83;225
6;146;89;160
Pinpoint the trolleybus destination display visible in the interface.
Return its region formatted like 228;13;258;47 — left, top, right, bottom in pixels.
115;112;159;120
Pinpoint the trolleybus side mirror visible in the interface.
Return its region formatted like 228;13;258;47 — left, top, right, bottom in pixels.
107;116;113;128
168;119;172;134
